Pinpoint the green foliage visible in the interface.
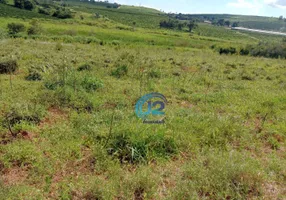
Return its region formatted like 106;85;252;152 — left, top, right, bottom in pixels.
107;131;177;164
159;19;187;30
81;76;104;92
240;42;286;59
25;66;42;81
0;3;286;199
3;103;46;126
111;65;128;78
219;47;237;55
0;0;7;4
187;20;198;32
52;8;73;19
27;20;42;35
38;7;50;15
14;0;35;10
0;3;51;18
7;22;25;35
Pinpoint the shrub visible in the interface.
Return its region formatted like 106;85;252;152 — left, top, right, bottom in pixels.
0;60;18;74
111;65;128;78
7;22;25;35
81;76;103;92
14;0;35;10
27;20;42;35
219;47;237;55
248;42;286;59
52;8;73;19
23;0;35;10
0;0;7;4
240;48;250;55
25;67;42;81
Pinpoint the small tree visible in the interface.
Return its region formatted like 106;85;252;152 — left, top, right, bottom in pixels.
14;0;35;10
187;20;197;33
14;0;24;9
7;22;25;35
224;20;230;27
23;0;35;10
279;16;283;20
217;19;225;26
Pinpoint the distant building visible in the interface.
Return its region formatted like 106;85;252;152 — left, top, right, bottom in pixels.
204;20;212;24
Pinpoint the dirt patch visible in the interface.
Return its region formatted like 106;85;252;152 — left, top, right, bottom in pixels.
39;107;68;128
263;182;286;200
1;166;29;186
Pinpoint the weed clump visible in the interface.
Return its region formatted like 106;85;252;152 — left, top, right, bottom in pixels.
107;131;177;164
3;103;46;127
0;60;18;74
111;65;128;78
25;66;43;81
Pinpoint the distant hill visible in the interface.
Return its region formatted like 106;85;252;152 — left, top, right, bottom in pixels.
172;14;286;32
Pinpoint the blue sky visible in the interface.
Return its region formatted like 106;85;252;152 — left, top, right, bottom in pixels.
111;0;286;17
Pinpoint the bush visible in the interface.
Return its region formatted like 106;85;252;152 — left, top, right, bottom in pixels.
0;0;7;4
14;0;35;10
81;76;103;92
248;42;286;59
111;65;128;78
240;48;250;55
27;20;42;35
52;8;73;19
7;22;25;35
0;60;18;74
25;67;42;81
23;0;34;10
219;47;237;55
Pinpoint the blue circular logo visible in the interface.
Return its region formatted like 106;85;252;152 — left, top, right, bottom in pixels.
135;93;167;122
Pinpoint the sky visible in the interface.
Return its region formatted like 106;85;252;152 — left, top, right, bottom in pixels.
110;0;286;17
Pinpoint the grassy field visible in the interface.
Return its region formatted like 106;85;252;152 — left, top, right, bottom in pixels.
0;2;286;200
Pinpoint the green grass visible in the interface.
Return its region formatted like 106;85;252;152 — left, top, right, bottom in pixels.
0;3;285;199
0;4;53;19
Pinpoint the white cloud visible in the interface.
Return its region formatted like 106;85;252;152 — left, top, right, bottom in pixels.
265;0;286;9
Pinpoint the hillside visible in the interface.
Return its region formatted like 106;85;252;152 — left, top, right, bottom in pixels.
0;1;285;199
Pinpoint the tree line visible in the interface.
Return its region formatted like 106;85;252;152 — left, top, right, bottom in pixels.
159;19;198;32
